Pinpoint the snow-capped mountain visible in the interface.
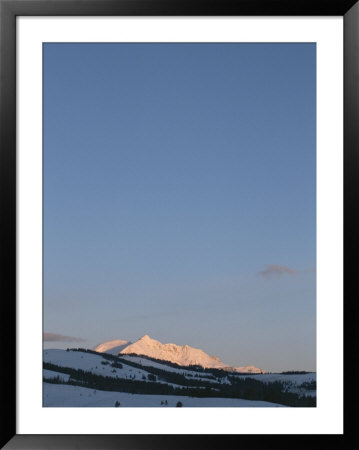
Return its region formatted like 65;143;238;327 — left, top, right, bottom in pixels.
94;334;266;373
232;365;265;374
93;339;130;355
120;335;227;369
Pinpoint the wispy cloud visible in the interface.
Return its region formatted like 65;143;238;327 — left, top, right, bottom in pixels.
43;332;86;343
258;264;296;278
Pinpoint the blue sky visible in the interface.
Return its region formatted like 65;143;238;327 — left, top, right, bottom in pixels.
43;43;316;372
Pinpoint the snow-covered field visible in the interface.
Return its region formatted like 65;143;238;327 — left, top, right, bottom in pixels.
43;382;285;407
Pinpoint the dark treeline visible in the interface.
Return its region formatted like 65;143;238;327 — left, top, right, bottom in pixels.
280;371;315;375
121;353;212;374
299;380;316;390
44;360;315;407
227;376;316;407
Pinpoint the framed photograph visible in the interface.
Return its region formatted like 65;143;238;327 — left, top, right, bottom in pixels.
1;0;356;448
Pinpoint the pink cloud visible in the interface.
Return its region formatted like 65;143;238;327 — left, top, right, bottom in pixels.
258;264;296;278
43;332;86;343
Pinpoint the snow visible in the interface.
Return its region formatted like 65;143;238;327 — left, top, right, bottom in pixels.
43;382;285;407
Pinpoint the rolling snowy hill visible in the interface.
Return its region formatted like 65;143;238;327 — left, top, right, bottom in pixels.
43;347;316;407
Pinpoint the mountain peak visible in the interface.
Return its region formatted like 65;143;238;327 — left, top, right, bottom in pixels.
138;334;152;341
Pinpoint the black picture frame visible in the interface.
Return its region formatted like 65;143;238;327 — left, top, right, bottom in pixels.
1;0;356;448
